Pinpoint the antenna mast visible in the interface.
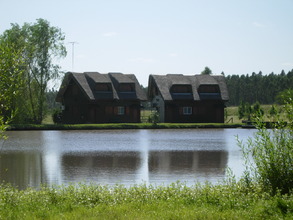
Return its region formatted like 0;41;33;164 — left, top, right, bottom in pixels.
69;42;78;71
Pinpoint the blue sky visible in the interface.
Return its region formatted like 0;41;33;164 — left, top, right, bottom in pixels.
1;0;293;86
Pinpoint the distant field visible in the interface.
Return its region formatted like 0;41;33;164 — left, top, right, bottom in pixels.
225;104;284;123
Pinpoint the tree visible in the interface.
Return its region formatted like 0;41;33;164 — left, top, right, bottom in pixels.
225;70;293;106
269;105;278;120
251;101;264;118
1;19;67;124
276;89;293;105
0;35;25;123
238;101;252;121
25;19;66;123
201;66;212;75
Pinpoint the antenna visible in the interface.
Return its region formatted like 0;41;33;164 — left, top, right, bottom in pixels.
69;42;78;71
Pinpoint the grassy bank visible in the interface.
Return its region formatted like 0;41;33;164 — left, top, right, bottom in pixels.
7;122;245;131
0;182;292;219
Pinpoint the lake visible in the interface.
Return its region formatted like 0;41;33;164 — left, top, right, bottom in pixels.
0;129;256;189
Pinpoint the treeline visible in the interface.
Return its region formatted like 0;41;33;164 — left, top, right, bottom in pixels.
225;70;293;106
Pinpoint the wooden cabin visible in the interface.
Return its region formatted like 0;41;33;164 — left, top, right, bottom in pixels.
56;72;147;124
148;74;229;123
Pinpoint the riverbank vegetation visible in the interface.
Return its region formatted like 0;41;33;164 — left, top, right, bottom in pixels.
0;181;292;220
7;122;244;131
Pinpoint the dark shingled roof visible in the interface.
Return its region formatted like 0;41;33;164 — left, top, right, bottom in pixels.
148;74;229;101
56;72;147;102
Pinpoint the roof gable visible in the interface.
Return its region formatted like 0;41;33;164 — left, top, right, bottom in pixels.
56;72;147;102
148;74;229;101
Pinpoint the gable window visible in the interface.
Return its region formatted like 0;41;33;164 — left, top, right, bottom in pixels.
183;106;192;115
117;106;125;115
119;83;135;92
198;85;221;100
95;83;112;92
170;85;192;94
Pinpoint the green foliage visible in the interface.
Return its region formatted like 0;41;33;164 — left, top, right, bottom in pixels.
238;102;264;121
148;111;159;124
226;70;293;106
238;101;263;121
52;108;63;124
276;89;293;105
238;100;293;195
0;37;25;123
269;105;278;117
0;117;8;140
8;122;244;131
0;182;291;219
201;66;212;75
0;18;66;124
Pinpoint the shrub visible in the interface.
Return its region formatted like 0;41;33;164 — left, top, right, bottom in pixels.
148;111;159;124
238;100;293;195
52;109;63;124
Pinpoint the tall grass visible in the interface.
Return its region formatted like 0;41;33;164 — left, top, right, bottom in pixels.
0;182;292;219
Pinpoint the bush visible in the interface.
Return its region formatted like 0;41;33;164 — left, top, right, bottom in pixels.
148;111;159;124
238;100;293;195
52;109;63;124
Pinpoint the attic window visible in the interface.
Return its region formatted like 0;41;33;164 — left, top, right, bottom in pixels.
170;85;192;94
198;85;221;100
119;83;135;92
95;83;112;92
198;85;219;93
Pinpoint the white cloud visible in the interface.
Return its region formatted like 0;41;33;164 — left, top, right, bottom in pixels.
128;57;155;63
102;32;118;37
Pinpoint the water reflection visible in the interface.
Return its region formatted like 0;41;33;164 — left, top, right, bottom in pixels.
0;129;255;189
0;152;43;189
62;152;140;184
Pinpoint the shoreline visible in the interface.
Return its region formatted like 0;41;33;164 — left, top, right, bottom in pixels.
7;123;254;131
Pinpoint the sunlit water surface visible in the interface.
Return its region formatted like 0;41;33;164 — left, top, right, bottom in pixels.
0;129;256;189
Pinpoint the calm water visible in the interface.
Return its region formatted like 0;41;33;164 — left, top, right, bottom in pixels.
0;129;256;189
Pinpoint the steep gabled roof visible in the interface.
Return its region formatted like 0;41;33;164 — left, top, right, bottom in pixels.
56;72;147;102
148;74;229;101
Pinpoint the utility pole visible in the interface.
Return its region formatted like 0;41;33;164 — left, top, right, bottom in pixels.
69;42;78;71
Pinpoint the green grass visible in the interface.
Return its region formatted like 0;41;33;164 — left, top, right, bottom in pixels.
8;122;244;131
225;105;286;123
42;114;54;124
0;182;292;219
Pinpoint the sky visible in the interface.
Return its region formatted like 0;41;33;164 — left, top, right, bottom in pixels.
1;0;293;86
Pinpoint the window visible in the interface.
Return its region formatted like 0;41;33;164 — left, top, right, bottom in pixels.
170;85;192;94
117;106;125;115
95;83;111;92
119;83;134;92
198;85;221;100
183;107;192;115
198;85;219;93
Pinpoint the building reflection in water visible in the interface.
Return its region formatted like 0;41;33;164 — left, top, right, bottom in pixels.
60;150;227;186
61;152;140;184
0;129;234;189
